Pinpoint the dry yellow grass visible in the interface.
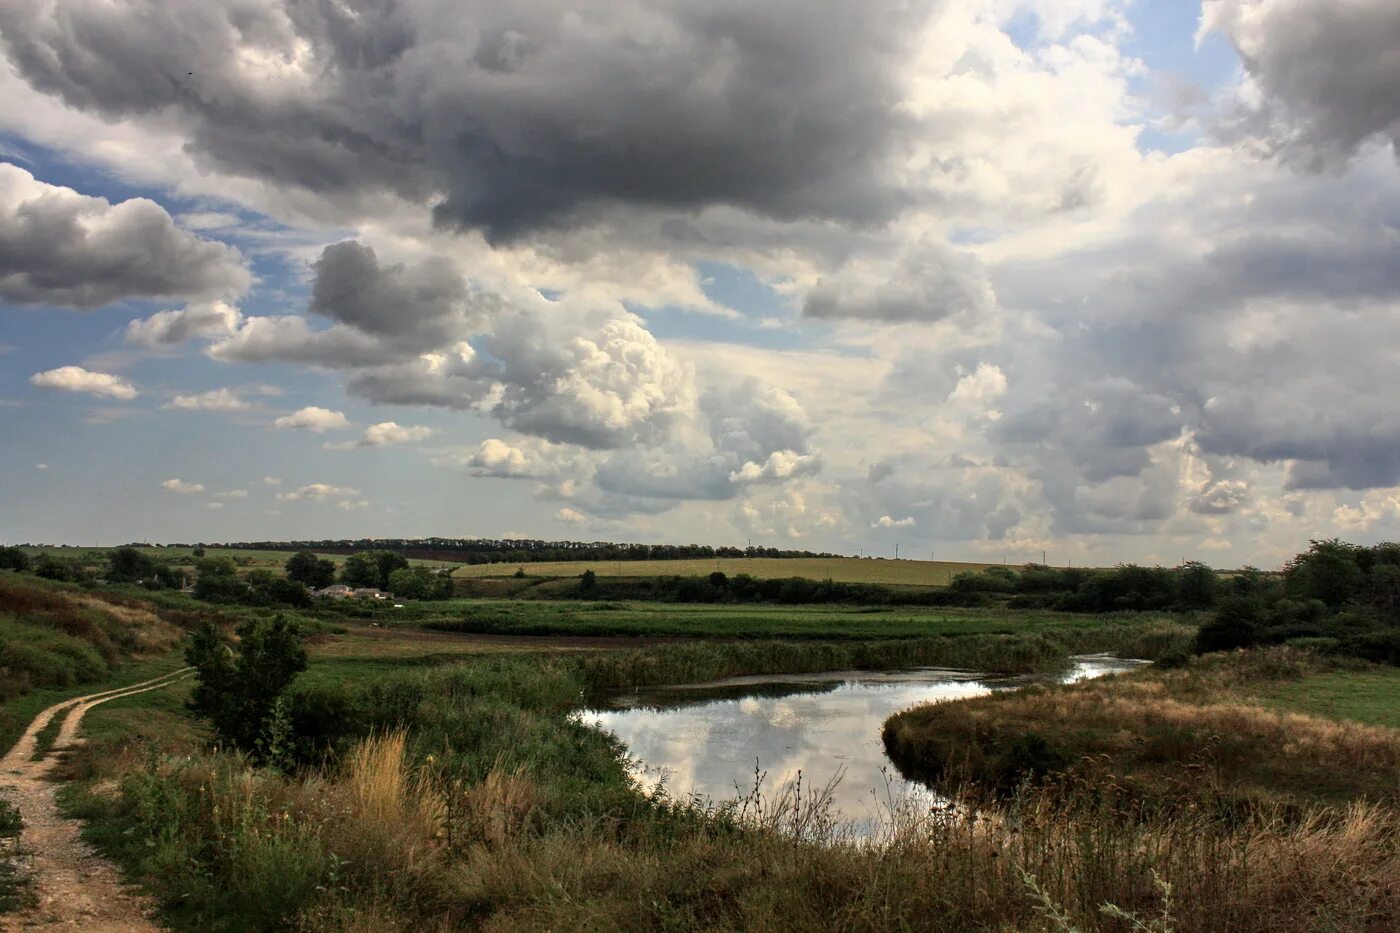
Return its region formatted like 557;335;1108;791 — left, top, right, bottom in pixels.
453;556;1000;587
884;649;1400;806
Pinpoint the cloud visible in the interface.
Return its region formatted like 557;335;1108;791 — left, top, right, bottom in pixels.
29;365;137;399
349;308;695;450
0;163;247;308
359;422;434;447
167;388;247;411
873;515;916;528
1190;479;1250;515
215;489;249;499
0;1;929;240
34;462;47;470
466;439;536;478
730;450;821;484
310;241;490;351
126;302;242;347
804;242;996;323
206;316;402;368
273;407;351;433
555;507;587;525
1203;0;1400;169
162;478;204;494
276;483;361;503
263;475;281;486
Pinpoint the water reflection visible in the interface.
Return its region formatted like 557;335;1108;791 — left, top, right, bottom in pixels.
578;656;1143;832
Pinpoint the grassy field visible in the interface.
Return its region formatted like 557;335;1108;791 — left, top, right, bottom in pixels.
1256;668;1400;728
452;555;1000;586
405;597;1192;652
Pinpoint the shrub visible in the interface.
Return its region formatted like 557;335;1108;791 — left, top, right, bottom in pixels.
186;615;308;766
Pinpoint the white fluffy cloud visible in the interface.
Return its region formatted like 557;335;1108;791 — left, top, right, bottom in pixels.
162;478;204;494
126;302;242;348
273;407;350;433
359;422;433;447
167;388;247;411
29;366;137;399
276;483;361;503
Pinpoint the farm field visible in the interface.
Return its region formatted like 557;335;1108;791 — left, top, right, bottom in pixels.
452;555;1002;586
404;597;1190;649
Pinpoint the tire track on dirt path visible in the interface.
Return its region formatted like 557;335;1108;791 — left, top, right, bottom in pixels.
1;669;192;932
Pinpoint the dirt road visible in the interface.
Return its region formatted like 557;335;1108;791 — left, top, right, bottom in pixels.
0;670;190;932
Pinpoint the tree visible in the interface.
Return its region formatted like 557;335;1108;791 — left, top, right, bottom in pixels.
1196;596;1263;654
33;555;80;582
579;569;597;593
261;577;312;608
373;551;409;588
1176;561;1219;610
387;566;429;600
0;547;29;572
285;551;336;588
1285;539;1362;608
195;573;249;603
341;552;381;588
107;546;158;583
196;556;239;578
340;550;408;589
186;614;307;766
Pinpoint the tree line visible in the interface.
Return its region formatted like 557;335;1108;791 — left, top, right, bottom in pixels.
196;538;842;565
0;545;454;607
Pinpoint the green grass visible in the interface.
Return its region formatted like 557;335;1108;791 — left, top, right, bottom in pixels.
407;597;1192;647
452;555;1000;586
0;650;188;756
1255;669;1400;729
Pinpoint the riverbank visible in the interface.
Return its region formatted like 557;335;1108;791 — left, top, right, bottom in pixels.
882;648;1400;808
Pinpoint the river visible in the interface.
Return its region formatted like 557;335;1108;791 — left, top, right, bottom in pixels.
578;656;1144;833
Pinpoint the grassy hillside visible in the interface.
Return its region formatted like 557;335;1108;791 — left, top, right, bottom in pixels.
454;556;1000;586
0;574;195;750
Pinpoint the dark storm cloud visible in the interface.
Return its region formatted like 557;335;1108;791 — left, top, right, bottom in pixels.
310;241;491;351
0;163;248;309
0;0;933;240
1205;0;1400;168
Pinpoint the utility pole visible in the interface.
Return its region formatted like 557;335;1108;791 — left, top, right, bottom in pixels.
895;543;900;560
1042;549;1047;565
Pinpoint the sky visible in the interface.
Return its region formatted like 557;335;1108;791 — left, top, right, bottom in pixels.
2;0;1399;569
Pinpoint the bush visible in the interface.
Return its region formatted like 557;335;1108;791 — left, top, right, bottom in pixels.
0;547;29;572
186;615;308;766
1196;597;1263;653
